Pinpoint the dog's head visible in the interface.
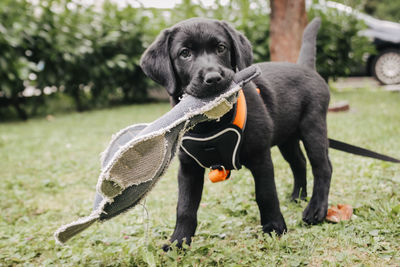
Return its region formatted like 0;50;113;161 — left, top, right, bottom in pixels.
140;18;253;102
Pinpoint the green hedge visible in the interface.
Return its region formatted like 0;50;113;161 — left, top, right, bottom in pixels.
0;0;374;120
0;0;151;119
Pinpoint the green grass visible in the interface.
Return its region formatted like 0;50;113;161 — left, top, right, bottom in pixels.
1;89;399;266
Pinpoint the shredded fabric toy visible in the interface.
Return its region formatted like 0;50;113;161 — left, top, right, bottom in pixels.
54;65;260;244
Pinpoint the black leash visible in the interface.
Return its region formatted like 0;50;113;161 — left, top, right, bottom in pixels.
328;138;400;163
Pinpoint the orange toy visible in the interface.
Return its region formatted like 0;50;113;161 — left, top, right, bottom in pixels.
209;168;230;183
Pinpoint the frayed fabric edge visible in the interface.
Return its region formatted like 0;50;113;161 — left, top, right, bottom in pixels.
54;198;109;245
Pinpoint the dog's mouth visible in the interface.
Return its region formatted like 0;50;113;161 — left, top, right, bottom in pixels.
185;68;235;98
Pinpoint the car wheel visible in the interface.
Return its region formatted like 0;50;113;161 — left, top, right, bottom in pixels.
372;49;400;85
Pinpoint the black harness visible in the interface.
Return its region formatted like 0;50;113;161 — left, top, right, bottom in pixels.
181;90;247;173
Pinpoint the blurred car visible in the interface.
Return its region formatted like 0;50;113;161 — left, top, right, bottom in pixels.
312;1;400;85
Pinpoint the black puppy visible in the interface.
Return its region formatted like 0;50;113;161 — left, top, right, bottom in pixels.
140;18;331;249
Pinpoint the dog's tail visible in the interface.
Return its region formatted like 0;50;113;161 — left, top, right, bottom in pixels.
297;18;400;164
297;17;321;70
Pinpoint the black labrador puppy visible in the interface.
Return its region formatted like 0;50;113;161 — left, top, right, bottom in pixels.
140;18;331;249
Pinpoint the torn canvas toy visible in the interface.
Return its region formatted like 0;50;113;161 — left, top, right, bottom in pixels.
54;65;260;244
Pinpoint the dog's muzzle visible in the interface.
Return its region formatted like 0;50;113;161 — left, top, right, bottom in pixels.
186;67;234;98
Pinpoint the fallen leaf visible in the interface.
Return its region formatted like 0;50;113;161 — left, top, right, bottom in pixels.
326;204;353;223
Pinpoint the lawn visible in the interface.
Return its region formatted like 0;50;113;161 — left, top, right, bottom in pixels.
1;87;399;266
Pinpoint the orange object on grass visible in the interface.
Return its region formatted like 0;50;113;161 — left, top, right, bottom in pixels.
209;169;230;183
326;204;353;223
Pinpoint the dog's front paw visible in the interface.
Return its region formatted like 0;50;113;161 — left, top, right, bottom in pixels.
302;198;328;225
162;236;191;252
162;241;184;252
262;215;287;236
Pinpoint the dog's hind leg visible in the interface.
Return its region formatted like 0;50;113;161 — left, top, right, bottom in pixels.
278;138;307;201
163;156;205;251
245;151;287;235
299;114;332;225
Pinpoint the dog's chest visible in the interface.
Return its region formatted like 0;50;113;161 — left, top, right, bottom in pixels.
180;103;244;170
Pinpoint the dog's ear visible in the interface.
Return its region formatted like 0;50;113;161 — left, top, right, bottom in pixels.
219;21;253;70
140;29;178;96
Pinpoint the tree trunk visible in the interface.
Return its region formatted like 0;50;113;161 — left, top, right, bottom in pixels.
269;0;308;63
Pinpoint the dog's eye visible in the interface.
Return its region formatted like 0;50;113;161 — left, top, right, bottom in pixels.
217;44;226;53
179;48;191;59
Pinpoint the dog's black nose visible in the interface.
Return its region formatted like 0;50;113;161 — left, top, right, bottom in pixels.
204;72;222;85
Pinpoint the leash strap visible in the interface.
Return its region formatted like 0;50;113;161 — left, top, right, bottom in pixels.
328;138;400;163
256;89;399;164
